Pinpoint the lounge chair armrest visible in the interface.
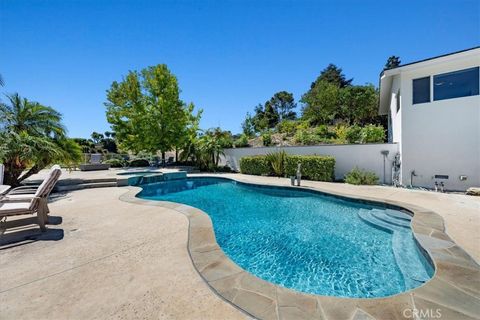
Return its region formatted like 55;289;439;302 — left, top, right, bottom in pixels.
8;189;37;195
9;186;38;191
0;196;34;203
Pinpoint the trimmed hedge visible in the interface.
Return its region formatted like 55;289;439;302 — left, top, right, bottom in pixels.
285;155;335;182
239;154;335;182
239;156;271;176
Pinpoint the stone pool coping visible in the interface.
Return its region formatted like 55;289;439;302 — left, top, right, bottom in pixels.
119;175;480;320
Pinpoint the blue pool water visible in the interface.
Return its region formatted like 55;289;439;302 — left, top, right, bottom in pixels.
138;177;434;298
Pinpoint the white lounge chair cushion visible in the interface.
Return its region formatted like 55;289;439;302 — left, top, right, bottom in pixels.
0;201;33;216
2;194;35;201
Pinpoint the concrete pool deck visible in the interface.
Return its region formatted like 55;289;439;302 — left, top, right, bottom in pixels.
1;172;479;319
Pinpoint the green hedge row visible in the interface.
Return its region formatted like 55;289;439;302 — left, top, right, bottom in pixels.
238;156;271;176
239;154;335;182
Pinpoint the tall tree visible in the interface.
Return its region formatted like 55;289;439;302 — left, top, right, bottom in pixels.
311;64;353;89
301;80;341;125
105;64;199;159
268;91;297;121
384;56;401;70
91;131;104;144
241;112;255;137
340;84;380;125
263;100;280;128
252;104;268;132
173;102;202;161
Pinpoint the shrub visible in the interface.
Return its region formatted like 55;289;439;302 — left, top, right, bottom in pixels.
344;167;379;185
333;125;348;144
103;158;126;168
239;156;272;175
295;120;311;131
265;150;287;177
234;134;249;148
360;124;385;143
277;120;297;136
345;125;362;143
284;155;335;181
262;132;273;146
128;159;150;167
314;125;336;140
294;129;321;145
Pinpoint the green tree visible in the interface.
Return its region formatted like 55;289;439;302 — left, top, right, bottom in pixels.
340;84;380;125
0;94;82;186
263;101;280;128
105;64;199;159
252;104;268;132
267;91;296;121
301;64;351;125
241;112;255;137
250;99;281;132
174;102;202;161
301;80;341;125
310;64;352;89
91;131;104;144
384;56;401;70
196;128;232;170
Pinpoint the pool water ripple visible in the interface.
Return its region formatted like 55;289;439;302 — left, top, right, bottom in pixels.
138;177;434;298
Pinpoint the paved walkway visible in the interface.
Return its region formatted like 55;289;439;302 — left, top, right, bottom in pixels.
0;187;246;320
1;173;479;319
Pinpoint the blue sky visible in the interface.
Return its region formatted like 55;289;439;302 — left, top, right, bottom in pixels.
1;0;479;138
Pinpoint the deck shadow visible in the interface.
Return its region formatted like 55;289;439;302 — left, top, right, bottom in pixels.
0;216;64;249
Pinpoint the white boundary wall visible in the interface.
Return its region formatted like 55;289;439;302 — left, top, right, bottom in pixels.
220;143;399;184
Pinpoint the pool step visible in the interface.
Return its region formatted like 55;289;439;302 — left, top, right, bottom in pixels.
371;209;411;228
384;209;412;222
358;209;432;290
392;232;432;289
357;209;406;233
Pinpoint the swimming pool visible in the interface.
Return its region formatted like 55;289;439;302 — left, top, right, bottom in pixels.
137;177;434;298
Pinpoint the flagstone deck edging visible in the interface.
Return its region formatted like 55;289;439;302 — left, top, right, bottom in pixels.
119;176;480;320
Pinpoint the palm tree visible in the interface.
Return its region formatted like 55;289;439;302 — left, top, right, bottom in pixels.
1;93;65;137
0;93;82;186
0;73;4;87
196;131;227;171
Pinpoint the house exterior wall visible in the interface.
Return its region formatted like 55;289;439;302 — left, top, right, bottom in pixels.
220;143;399;184
393;55;480;190
389;75;402;145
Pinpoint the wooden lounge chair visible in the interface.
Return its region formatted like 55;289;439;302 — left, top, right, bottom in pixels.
3;165;61;196
0;167;62;232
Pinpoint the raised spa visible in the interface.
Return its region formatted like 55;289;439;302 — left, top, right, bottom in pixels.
137;177;434;298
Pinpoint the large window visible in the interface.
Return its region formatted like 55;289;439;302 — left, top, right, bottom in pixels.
433;67;479;101
413;76;430;104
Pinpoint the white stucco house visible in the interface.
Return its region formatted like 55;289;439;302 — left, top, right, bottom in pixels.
379;47;480;191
